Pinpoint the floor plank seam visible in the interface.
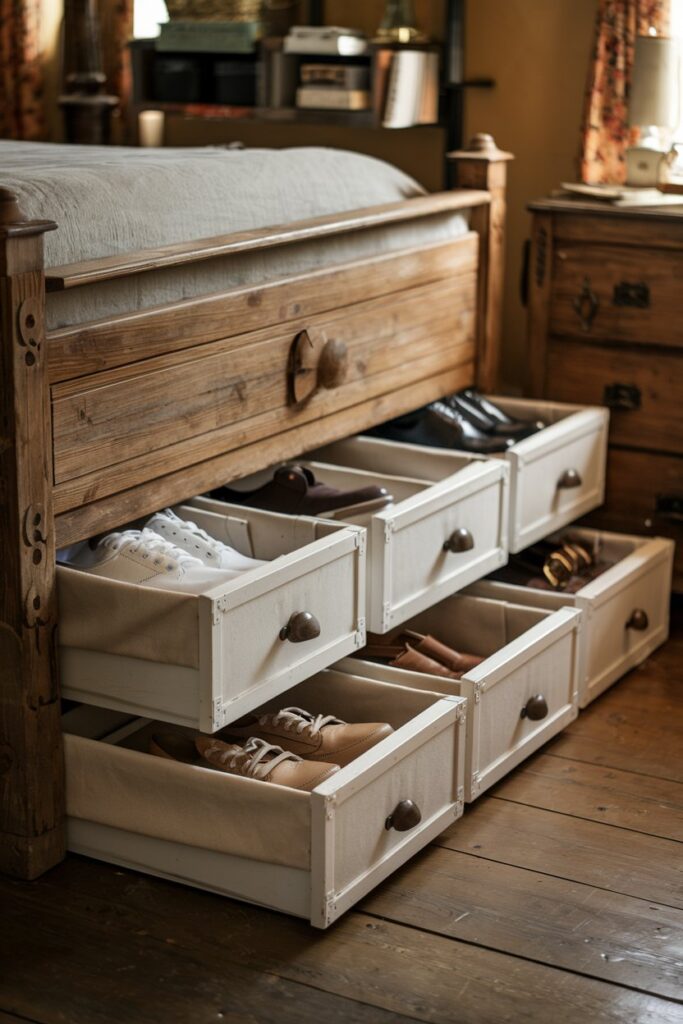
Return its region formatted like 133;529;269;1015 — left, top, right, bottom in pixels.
429;841;683;912
542;750;683;786
360;908;683;1006
489;795;683;843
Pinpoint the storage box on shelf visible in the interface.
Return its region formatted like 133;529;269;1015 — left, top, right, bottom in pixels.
202;435;509;634
481;396;609;553
58;504;366;732
63;668;467;928
467;528;673;708
339;592;582;802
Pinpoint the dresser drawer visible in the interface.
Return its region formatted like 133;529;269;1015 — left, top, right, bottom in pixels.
468;529;673;707
489;396;609;552
583;448;683;588
58;505;366;732
299;436;509;633
549;243;683;348
63;670;466;928
545;340;683;455
340;594;581;802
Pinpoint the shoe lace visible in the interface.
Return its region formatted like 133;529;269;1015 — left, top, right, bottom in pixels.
101;528;204;571
155;508;234;560
205;736;302;779
262;706;345;737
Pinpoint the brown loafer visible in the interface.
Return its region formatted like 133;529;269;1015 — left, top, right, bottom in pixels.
150;733;206;766
211;464;392;518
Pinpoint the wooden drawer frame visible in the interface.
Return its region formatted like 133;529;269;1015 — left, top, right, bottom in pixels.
0;137;512;881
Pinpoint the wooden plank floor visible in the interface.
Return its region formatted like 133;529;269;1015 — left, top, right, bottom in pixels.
2;607;682;1024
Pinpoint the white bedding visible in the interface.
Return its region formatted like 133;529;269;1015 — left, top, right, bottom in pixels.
0;142;468;329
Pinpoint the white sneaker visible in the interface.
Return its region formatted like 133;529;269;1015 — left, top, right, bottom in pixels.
146;508;266;573
58;528;247;594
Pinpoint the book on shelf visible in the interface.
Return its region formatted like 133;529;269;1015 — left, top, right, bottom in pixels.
300;63;369;90
156;20;261;54
380;48;439;129
283;25;368;56
296;86;370;111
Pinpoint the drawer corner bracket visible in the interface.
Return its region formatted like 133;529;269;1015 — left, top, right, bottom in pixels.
473;682;484;704
354;618;366;647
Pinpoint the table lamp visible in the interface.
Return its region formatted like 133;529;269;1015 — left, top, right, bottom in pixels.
626;34;680;186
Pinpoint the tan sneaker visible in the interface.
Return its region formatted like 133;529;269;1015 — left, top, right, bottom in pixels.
222;707;393;768
195;735;339;791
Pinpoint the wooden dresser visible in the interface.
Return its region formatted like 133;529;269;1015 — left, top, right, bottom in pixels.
526;197;683;590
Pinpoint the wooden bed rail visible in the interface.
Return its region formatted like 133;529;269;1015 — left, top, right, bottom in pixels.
44;189;491;292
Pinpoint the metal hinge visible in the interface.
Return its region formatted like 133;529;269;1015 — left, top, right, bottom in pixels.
354;617;366;647
323;890;337;925
473;681;484;704
353;530;366;555
212;698;224;731
324;794;337;821
212;595;231;624
383;520;395;543
382;602;392;631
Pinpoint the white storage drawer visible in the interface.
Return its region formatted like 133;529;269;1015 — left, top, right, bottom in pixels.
489;396;609;552
63;669;466;929
339;593;581;802
58;504;366;732
468;529;673;707
298;435;509;633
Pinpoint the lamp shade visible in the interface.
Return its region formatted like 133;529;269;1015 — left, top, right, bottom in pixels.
629;35;680;128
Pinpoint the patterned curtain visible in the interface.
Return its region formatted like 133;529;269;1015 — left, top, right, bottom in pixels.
99;0;133;142
0;0;45;139
580;0;671;183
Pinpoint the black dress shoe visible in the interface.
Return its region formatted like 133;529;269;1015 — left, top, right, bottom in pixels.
426;402;514;453
458;390;545;439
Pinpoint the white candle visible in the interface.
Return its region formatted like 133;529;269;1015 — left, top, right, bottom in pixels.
138;109;165;147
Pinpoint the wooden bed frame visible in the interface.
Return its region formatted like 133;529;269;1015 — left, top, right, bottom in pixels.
0;132;511;880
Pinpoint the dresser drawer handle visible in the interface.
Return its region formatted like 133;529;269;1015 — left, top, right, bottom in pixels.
279;611;321;643
385;799;422;832
613;281;650;308
521;695;548;721
443;527;474;553
572;277;599;331
626;609;649;631
289;330;348;405
603;383;641;411
557;468;582;489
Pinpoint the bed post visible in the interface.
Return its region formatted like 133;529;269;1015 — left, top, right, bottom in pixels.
448;133;513;393
0;189;64;879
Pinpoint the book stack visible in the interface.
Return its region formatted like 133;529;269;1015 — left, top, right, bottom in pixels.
156;20;261;53
296;62;370;112
375;48;439;129
283;25;368;57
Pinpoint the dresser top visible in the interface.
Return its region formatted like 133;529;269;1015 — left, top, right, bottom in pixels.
528;196;683;221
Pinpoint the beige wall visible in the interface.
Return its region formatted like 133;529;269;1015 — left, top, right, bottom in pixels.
465;0;597;387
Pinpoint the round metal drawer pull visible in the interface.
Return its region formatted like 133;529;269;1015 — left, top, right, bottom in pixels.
626;609;649;632
520;695;548;721
443;527;474;553
279;611;321;643
385;799;422;832
557;468;582;490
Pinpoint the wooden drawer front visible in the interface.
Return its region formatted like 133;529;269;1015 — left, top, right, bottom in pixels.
63;670;466;929
545;340;683;455
51;272;476;501
58;505;366;732
468;529;673;707
549;244;683;348
302;436;509;633
583;448;683;587
340;594;581;802
491;397;609;552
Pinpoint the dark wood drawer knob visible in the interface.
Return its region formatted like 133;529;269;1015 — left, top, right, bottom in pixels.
521;695;548;721
572;276;599;331
443;527;474;553
318;338;348;390
557;468;582;489
385;799;422;832
626;609;649;632
279;611;321;643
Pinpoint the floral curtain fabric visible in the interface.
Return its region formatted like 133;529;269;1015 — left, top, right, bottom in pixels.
580;0;671;183
0;0;45;140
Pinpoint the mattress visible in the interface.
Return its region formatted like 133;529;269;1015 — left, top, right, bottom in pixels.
0;142;469;330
